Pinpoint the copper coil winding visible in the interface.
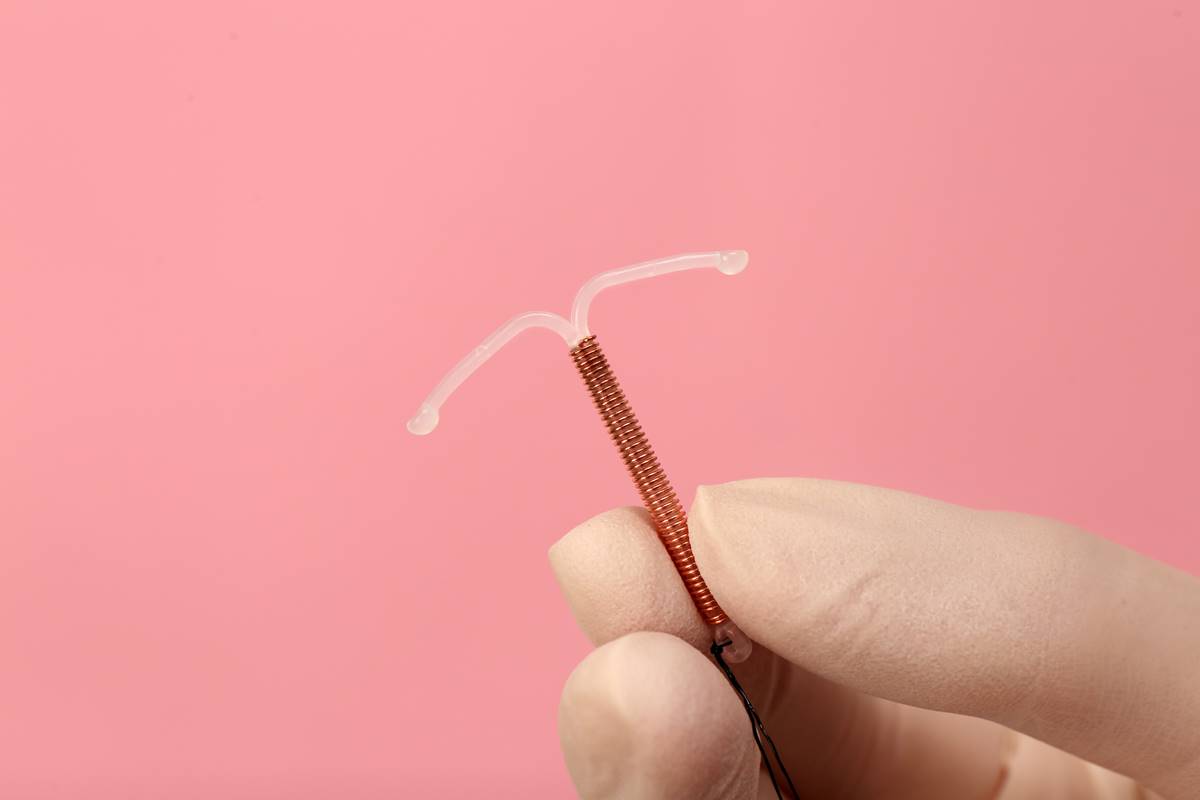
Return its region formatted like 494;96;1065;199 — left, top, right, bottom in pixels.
570;335;729;627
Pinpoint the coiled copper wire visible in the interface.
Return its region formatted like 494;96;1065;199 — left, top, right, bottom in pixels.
570;335;729;627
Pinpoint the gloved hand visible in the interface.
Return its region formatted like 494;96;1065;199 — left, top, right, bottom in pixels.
550;478;1199;798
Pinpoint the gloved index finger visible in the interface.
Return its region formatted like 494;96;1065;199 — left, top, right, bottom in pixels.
687;477;1200;798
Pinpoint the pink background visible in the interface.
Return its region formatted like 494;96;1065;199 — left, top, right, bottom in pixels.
3;2;1198;797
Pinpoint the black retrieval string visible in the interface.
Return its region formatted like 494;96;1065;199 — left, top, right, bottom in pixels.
712;640;800;800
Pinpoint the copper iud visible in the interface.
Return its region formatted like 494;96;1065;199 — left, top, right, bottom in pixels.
409;251;800;797
408;250;755;661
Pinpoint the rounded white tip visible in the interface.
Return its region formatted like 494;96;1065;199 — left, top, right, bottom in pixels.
406;405;439;435
717;250;749;275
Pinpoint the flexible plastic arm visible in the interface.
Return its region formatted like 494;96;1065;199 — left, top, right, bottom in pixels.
569;249;748;339
406;311;577;435
406;250;748;435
